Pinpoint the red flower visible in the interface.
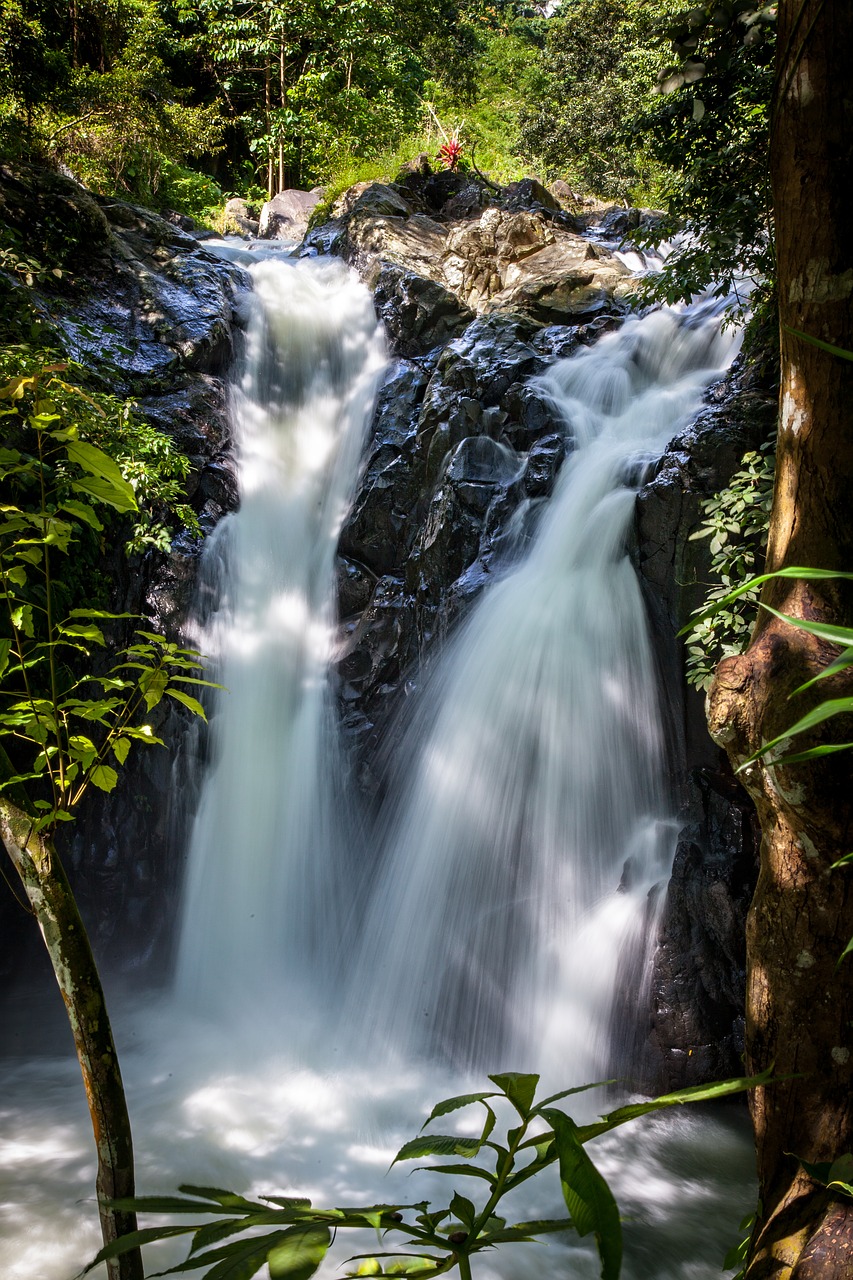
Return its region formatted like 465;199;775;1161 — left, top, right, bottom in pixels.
438;138;463;171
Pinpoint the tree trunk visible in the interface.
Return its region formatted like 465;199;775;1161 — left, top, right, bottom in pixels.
0;798;145;1280
279;32;286;192
706;2;853;1275
265;60;274;198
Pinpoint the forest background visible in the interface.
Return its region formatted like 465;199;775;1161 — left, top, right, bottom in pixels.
0;0;773;309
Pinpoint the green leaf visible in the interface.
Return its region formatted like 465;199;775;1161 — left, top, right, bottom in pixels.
759;604;853;649
392;1136;483;1165
421;1092;499;1127
59;622;106;646
678;568;853;635
448;1195;475;1230
90;764;119;792
60;500;104;530
267;1225;331;1280
535;1080;615;1110
167;688;208;720
784;327;853;362
141;667;169;711
483;1218;574;1242
543;1109;621;1280
72;474;138;513
0;639;11;680
179;1186;268;1212
10;603;34;637
110;1195;239;1215
76;1225;196;1276
191;1215;308;1256
113;738;131;765
66;440;138;512
488;1074;539;1116
411;1163;494;1183
580;1069;773;1141
149;1231;293;1279
739;699;853;769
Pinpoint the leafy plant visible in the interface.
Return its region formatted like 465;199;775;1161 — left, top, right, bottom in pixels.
0;364;212;821
81;1069;770;1280
0;361;215;1279
683;439;775;690
0;349;201;555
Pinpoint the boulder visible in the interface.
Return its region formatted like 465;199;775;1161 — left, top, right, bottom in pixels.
223;197;259;238
503;177;561;212
259;187;323;239
309;180;632;324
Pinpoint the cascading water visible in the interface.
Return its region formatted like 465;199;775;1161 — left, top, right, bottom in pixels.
0;256;756;1280
347;300;741;1080
175;255;386;1016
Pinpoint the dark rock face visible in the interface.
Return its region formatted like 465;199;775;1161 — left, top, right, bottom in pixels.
647;770;758;1089
0;168;246;977
633;357;777;1086
334;309;623;769
323;175;775;1086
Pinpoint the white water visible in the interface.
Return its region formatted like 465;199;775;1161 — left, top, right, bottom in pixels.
175;256;386;1016
348;301;740;1081
0;258;753;1280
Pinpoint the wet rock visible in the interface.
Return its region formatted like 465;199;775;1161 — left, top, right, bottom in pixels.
306;179;632;327
223;197;259;238
0;161;111;267
259;188;323;239
43;199;247;392
645;771;758;1090
373;264;473;356
632;355;778;1089
503;177;562;213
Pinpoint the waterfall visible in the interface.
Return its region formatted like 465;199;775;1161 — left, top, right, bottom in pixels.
346;300;740;1079
0;263;756;1280
174;255;386;1016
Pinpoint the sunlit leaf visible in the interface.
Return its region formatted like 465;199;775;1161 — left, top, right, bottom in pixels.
59;500;103;531
543;1109;621;1280
421;1092;499;1127
392;1136;483;1165
267;1225;331;1280
167;688;208;720
90;764;118;792
488;1074;539;1116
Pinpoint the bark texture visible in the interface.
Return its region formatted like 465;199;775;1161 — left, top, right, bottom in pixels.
0;798;144;1280
706;2;853;1275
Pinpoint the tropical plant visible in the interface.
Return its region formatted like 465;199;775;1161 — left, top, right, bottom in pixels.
683;438;775;690
0;361;213;1279
80;1069;769;1280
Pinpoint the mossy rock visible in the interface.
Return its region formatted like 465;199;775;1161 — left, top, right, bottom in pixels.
0;162;110;267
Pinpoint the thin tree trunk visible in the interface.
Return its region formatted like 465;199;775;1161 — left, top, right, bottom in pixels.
265;60;274;198
0;798;144;1280
279;32;286;191
706;2;853;1275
